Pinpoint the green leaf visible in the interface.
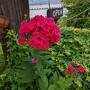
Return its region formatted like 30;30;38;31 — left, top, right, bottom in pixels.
39;74;48;90
86;76;90;81
75;79;82;87
48;84;56;90
56;77;72;90
15;61;35;83
50;72;59;84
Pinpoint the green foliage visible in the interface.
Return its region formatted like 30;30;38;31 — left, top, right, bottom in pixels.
0;28;90;90
63;0;76;5
0;30;37;90
63;0;90;28
57;17;67;27
0;30;52;90
48;27;90;90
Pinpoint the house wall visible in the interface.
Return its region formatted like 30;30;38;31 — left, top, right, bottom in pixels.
0;0;29;29
29;0;63;18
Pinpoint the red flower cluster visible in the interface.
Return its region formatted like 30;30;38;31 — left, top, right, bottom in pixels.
66;65;74;74
18;15;61;50
66;64;85;75
77;65;85;73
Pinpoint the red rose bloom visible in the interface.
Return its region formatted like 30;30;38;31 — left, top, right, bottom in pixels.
77;66;85;73
18;36;26;44
66;65;74;74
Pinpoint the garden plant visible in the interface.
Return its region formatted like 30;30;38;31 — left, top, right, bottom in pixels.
0;16;89;90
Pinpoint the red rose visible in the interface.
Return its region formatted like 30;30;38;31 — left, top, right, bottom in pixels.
18;36;26;44
66;65;74;74
77;66;85;73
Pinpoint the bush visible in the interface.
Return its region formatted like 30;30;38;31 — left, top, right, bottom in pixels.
0;27;90;90
57;16;67;27
63;0;90;28
49;27;90;90
57;17;90;29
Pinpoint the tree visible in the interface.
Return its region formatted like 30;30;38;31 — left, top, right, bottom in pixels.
64;0;90;28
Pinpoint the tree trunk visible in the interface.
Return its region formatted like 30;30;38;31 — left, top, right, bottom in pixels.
0;0;29;29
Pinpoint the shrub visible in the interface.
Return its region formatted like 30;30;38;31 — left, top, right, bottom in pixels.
57;16;67;27
49;27;90;90
0;27;90;90
63;0;90;28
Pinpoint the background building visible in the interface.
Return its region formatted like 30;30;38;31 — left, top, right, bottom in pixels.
29;0;67;18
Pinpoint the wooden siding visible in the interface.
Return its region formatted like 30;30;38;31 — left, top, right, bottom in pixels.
0;0;29;29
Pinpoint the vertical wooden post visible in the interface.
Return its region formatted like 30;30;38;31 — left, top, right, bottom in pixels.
0;0;29;65
48;0;51;9
0;16;9;65
0;28;7;64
